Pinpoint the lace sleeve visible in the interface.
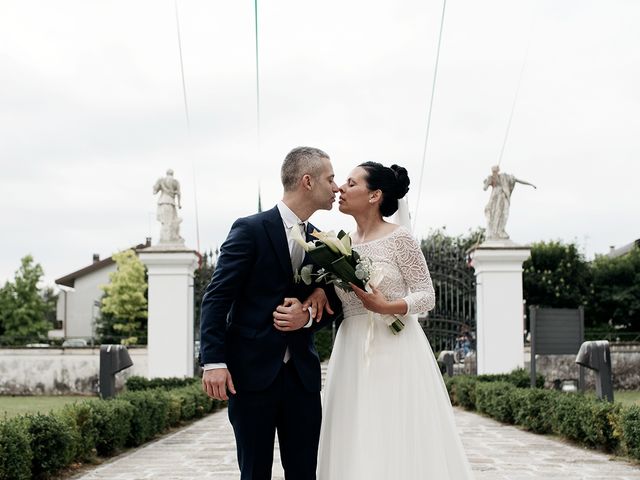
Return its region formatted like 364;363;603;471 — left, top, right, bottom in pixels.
393;228;436;315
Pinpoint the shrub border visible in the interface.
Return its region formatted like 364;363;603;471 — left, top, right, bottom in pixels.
445;371;640;461
0;380;222;479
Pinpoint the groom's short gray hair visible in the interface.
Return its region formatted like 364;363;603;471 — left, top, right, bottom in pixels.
281;146;330;191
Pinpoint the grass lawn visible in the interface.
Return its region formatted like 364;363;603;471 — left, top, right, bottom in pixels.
0;395;97;419
615;390;640;407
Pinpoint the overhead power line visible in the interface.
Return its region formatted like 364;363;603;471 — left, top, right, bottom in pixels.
412;0;447;233
174;0;201;253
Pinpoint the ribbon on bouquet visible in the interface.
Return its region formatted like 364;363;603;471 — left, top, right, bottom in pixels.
364;311;376;366
363;312;415;366
363;311;401;366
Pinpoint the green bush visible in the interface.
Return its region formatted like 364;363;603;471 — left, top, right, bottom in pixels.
550;392;588;442
23;413;75;478
61;402;98;462
447;370;624;455
477;368;544;388
0;418;32;480
476;382;517;424
119;390;171;446
448;376;478;410
314;328;333;361
125;376;199;391
622;405;640;460
90;399;134;456
167;392;184;427
512;388;557;434
0;379;220;478
581;400;621;451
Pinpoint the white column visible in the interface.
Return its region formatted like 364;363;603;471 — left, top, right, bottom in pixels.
138;249;199;378
469;242;530;375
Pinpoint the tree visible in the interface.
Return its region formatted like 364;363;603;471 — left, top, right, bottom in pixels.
523;241;592;315
0;255;51;344
99;250;148;345
589;246;640;331
193;250;216;339
420;227;485;255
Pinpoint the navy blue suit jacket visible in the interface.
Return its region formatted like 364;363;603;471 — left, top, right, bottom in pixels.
199;206;338;393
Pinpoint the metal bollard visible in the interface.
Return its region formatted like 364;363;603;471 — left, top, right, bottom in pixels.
99;344;133;399
575;340;614;402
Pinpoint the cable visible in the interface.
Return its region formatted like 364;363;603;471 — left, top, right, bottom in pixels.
497;41;530;168
254;0;261;147
412;0;447;233
174;0;201;253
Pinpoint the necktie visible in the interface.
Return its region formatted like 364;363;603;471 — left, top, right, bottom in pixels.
284;221;306;364
290;221;306;272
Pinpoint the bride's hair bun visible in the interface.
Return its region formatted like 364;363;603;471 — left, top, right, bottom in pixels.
390;164;410;200
358;161;411;217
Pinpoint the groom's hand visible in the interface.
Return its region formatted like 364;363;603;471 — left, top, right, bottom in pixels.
303;288;334;322
273;298;310;331
202;368;236;401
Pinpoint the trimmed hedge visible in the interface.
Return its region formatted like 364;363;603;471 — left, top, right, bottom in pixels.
476;382;517;424
446;371;634;459
0;381;221;479
125;376;199;391
0;418;31;480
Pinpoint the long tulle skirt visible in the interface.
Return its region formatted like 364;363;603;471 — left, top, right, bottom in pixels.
317;313;474;479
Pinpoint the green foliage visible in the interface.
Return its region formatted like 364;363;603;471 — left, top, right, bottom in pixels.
99;249;148;345
314;328;334;361
194;251;216;336
589;246;640;331
475;382;517;423
89;399;134;456
550;393;621;450
61;402;98;462
421;227;485;254
0;418;32;480
622;405;640;460
448;370;626;455
523;241;591;312
511;388;556;434
477;368;544;388
447;376;478;410
0;256;52;345
118;390;171;446
22;413;75;478
125;375;199;391
0;379;221;478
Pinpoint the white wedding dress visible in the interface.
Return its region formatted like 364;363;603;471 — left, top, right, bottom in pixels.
317;226;474;479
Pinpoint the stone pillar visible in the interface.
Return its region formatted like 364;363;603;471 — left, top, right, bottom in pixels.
138;248;199;378
469;241;530;375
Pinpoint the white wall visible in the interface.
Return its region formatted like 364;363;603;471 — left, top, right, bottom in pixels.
57;264;116;339
0;347;148;395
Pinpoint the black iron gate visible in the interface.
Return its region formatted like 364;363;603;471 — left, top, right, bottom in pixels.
420;241;476;354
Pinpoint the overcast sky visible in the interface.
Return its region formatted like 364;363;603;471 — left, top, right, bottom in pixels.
1;0;638;286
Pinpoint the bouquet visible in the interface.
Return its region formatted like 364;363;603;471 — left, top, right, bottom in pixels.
291;227;405;334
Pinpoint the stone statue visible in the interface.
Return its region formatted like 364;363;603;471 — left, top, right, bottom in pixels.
483;165;536;240
153;169;184;245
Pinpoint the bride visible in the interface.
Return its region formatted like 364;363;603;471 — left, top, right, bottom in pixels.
317;162;474;479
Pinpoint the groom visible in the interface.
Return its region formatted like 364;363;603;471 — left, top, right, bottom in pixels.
200;146;341;480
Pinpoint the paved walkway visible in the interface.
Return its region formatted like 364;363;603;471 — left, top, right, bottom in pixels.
72;404;640;480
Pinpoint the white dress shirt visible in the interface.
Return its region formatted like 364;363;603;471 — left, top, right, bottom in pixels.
203;201;313;371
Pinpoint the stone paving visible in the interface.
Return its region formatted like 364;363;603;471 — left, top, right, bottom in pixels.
72;404;640;480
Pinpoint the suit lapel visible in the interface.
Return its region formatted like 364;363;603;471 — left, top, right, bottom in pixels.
263;206;293;281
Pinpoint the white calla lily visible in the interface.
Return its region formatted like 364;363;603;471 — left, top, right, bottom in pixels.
290;222;314;252
311;230;341;254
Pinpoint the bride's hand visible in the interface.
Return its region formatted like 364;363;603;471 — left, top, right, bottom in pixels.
350;283;389;315
350;284;409;316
